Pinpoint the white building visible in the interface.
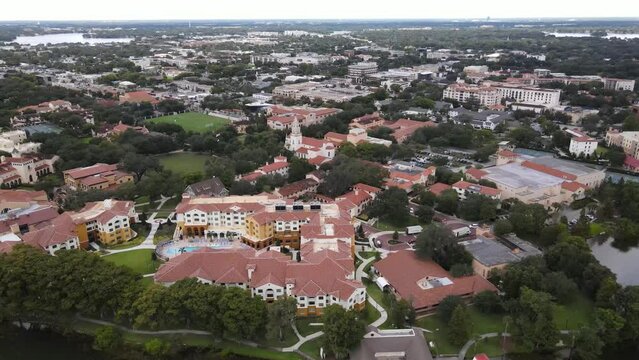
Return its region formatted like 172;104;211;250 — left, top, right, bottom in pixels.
603;78;636;91
348;62;378;78
566;129;598;157
443;84;500;106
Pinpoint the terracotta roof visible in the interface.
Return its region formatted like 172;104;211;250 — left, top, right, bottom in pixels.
0;190;49;205
497;149;518;158
465;168;487;180
63;163;118;180
429;183;452;196
278;179;318;198
259;161;289;174
119;91;159;104
521;160;577;181
374;251;497;310
624;155;639;169
22;219;77;250
353;183;382;194
561;181;587;192
308;156;329;166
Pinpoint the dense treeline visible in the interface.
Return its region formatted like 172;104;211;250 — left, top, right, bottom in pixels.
0;245;267;338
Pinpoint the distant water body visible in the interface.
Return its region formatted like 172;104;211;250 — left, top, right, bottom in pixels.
545;32;639;39
10;33;132;45
589;238;639;286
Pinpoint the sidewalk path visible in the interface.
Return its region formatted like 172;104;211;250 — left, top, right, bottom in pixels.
355;249;388;328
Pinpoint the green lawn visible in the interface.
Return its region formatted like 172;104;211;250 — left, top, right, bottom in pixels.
554;294;594;330
375;215;421;232
295;317;323;337
363;279;390;328
589;222;606;237
134;195;150;205
148;112;230;133
299;336;324;360
103;249;162;275
595;146;609;156
158;152;211;176
258;325;299;348
218;341;302;360
418;308;505;356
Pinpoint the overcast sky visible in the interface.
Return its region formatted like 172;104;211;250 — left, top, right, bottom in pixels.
1;0;638;21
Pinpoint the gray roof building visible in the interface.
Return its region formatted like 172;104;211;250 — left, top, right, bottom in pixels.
460;235;542;269
350;327;434;360
184;177;228;198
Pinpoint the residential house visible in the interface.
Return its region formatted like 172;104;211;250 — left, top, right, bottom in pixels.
63;163;134;191
184;177;228;198
240;156;289;184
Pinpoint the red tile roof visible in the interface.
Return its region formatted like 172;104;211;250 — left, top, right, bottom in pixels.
63;163;118;180
465;168;487;180
521;160;577;181
497;149;518;158
625;155;639;169
561;181;587;192
374;250;497;310
429;183;452;196
119;91;159;104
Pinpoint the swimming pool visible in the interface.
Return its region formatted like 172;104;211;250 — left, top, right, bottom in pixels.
156;238;242;259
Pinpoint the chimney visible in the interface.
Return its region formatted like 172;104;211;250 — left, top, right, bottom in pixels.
246;264;256;281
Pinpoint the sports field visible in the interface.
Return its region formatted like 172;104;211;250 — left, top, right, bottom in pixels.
147;112;230;133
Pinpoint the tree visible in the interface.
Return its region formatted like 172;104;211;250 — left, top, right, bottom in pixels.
572;326;604;360
122;152;160;182
605;146;626;167
509;287;559;352
368;187;410;227
204;157;236;187
435;189;459;214
93;326;123;353
493;219;513;236
457;194;498;221
448;305;471;346
415;205;434;224
415;224;472;270
437;295;464;322
266;298;297;342
473;291;503;314
144;338;171;358
322;305;366;359
508;201;549;238
288;158;315;182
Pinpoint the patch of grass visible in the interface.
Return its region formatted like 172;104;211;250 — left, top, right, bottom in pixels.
364;279;390;328
139;276;154;287
148;112;230;133
361;300;381;325
375;215;421;231
359;251;378;259
589;222;605;237
134;195;150;205
158;152;211;176
554;294;594;330
154;223;177;244
595;146;609;156
258;325;299;348
102;249;161;275
218;341;302;360
296;317;323;337
418;308;506;356
299;336;323;360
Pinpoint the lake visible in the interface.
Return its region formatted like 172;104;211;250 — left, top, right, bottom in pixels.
10;33;133;46
589;238;639;286
0;326;104;360
545;32;639;40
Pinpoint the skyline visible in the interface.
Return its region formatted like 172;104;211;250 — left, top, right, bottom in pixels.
2;0;638;22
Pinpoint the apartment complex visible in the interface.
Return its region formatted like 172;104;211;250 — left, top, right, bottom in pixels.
240;156;290;184
63;163;134;191
154;241;365;316
443;82;561;108
606;129;639;159
68;199;138;248
443;84;500;106
0;156;56;188
266;105;341;130
175;195;354;251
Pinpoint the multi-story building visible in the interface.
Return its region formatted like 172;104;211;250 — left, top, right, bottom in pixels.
176;194;354;251
63;163;134;191
603;78;636;91
348;62;378;81
452;180;502;200
565;129;598;157
443;82;561;108
266;105;340;130
472;153;604;207
0;156;56;188
443;84;500;106
384;161;436;191
273;79;373;103
0;130;27;144
21;214;81;255
606;129;639;159
240;156;290;184
285;119;335;166
349;112;386;131
335;183;382;217
68;199;137;248
154;241;366;316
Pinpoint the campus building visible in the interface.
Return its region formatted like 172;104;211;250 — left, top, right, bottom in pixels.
175;195;355;251
285;119;335;166
67;199;138;248
63;163;134;191
0;156;56;188
154;241;366;316
266;105;340;130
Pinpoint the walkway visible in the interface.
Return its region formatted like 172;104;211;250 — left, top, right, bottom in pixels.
456;330;573;360
282;328;324;352
354;249;388;328
77;315;212;336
